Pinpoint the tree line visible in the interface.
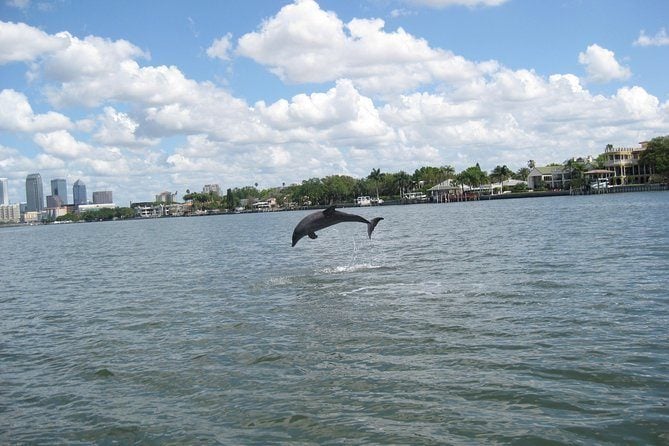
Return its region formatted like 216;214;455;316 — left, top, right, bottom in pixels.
55;207;135;222
182;164;532;210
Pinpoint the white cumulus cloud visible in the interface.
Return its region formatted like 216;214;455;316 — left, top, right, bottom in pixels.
93;107;159;148
0;89;71;132
0;21;69;64
578;44;631;83
33;130;91;158
236;0;487;95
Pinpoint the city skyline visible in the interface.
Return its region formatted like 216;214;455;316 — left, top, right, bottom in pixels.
1;0;668;205
0;174;106;208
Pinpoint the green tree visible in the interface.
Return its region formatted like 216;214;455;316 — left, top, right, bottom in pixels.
593;154;607;169
322;175;357;204
640;135;669;182
490;165;512;186
412;166;443;189
296;178;326;205
457;164;488;196
226;188;235;211
564;158;588;191
441;165;456;179
394;171;411;197
56;213;80;222
514;167;530;181
367;168;383;198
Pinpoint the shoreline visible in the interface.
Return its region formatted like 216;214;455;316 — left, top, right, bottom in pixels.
2;184;666;228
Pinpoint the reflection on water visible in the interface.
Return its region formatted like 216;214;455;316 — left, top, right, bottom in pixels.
1;193;668;444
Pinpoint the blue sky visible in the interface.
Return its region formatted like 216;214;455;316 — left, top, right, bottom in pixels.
1;0;668;205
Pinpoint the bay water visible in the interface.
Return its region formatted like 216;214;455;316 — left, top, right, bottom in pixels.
1;192;668;444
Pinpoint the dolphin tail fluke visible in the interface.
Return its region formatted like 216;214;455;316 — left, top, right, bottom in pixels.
367;217;383;239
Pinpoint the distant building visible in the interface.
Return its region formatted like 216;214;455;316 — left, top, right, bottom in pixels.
0;178;8;205
51;178;67;205
25;173;44;212
155;191;175;203
23;211;41;223
77;203;117;213
73;179;87;206
92;190;113;204
45;207;68;220
0;203;20;223
46;195;65;208
203;184;221;196
132;201;191;218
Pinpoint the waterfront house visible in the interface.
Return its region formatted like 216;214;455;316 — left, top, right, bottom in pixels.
527;166;571;190
603;142;652;185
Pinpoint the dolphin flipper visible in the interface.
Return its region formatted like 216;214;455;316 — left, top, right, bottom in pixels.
367;217;383;238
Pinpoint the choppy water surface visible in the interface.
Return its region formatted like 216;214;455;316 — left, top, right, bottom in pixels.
1;193;668;444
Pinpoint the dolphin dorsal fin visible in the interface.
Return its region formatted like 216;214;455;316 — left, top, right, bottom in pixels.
323;205;336;216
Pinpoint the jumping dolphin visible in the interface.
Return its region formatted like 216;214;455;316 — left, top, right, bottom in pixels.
292;205;383;247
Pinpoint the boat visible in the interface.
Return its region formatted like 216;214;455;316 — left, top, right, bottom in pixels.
403;192;428;202
355;196;372;206
590;179;609;190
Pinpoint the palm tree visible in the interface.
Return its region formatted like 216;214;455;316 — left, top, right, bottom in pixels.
441;165;456;179
395;171;411;199
564;158;587;191
491;165;512;193
455;172;468;199
367;168;382;199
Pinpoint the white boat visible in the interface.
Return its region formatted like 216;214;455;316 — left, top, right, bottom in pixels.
356;196;372;206
403;192;428;202
590;179;609;190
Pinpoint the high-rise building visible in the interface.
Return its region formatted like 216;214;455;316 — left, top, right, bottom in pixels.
51;178;67;205
73;179;87;206
92;190;113;204
0;178;8;205
25;173;44;212
203;184;221;196
155;191;175;203
0;203;20;223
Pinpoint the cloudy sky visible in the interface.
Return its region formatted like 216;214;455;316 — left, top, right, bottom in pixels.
1;0;668;205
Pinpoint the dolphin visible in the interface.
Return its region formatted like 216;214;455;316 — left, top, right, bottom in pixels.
292;205;383;247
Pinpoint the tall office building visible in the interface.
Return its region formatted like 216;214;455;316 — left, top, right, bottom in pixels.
25;173;44;212
0;178;8;205
73;179;87;205
51;178;67;205
92;190;113;204
203;184;221;196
